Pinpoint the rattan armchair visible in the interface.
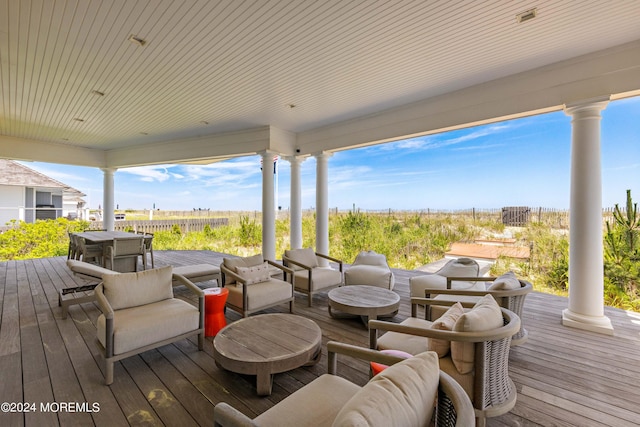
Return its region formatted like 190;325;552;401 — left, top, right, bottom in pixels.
214;342;474;427
369;300;520;427
426;276;533;345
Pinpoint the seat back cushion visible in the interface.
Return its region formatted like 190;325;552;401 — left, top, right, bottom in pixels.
332;351;439;427
354;251;388;267
236;262;271;284
488;271;521;290
285;247;319;270
428;302;464;357
103;265;173;310
223;254;264;271
223;254;264;284
451;294;503;374
436;257;479;277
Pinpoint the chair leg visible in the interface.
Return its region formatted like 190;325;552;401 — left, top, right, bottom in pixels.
198;333;204;350
308;293;313;307
105;359;114;385
150;248;154;268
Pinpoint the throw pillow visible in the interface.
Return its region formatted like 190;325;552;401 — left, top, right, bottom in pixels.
451;294;503;374
428;302;464;357
236;262;271;285
488;271;521;290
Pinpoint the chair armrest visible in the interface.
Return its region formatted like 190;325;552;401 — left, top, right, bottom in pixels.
443;277;533;297
281;256;312;271
94;283;115;357
326;341;409;375
173;273;205;325
316;253;344;271
94;283;114;319
410;296;477;319
266;259;294;276
172;273;204;296
213;402;258;427
220;264;249;285
368;308;520;349
266;260;295;286
438;371;476;427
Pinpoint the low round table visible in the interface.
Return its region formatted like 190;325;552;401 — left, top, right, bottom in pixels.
213;313;322;396
328;285;400;326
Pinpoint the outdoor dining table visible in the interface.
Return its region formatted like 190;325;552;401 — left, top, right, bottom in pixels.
76;231;150;272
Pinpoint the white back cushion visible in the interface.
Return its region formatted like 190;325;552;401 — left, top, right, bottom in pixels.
332;351;439;427
451;294;503;374
103;266;173;310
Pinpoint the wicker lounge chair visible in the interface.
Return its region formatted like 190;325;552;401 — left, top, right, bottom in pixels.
214;342;474;427
369;296;520;427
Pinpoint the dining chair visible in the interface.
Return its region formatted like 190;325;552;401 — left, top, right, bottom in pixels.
104;236;145;272
137;231;154;269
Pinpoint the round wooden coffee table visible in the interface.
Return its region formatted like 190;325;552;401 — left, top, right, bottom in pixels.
213;313;322;396
328;285;400;325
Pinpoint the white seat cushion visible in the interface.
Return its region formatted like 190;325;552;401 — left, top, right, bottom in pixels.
255;374;360;427
376;317;433;355
226;278;292;311
97;298;199;355
294;268;342;291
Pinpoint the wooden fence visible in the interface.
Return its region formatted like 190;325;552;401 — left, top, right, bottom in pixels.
91;218;228;233
348;207;625;229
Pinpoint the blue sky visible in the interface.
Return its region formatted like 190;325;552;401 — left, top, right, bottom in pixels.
25;96;640;211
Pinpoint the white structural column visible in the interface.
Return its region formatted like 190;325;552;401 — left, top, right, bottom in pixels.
315;152;332;266
101;168;116;232
562;97;613;335
286;156;305;249
261;151;277;261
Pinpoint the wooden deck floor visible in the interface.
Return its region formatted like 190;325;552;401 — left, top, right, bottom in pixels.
1;251;639;426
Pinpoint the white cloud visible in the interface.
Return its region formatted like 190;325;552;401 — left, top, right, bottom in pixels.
120;165;172;182
378;123;513;152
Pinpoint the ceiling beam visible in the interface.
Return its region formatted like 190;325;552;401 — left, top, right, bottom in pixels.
296;40;640;154
0;135;106;167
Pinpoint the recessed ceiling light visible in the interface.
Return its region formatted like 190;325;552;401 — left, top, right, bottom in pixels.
128;35;147;46
91;90;105;96
73;118;85;122
516;8;537;23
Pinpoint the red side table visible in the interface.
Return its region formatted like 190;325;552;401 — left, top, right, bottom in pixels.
370;349;412;376
204;287;229;337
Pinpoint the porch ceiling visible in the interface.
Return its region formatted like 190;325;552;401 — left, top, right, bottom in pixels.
1;1;640;168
